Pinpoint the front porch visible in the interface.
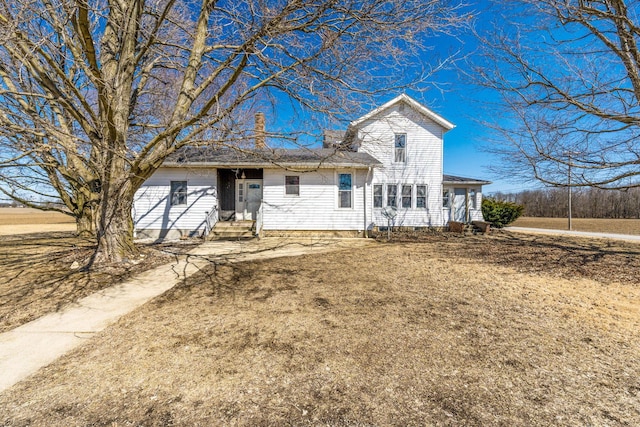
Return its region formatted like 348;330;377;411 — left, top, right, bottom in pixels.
217;168;263;222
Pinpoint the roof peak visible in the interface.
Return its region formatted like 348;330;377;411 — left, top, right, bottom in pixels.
349;93;455;131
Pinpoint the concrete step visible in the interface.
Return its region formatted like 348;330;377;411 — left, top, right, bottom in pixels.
214;220;255;228
207;220;256;240
209;230;256;240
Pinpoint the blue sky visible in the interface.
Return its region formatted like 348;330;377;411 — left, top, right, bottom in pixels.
404;2;522;195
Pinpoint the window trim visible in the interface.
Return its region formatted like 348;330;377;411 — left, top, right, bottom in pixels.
337;172;353;209
394;133;407;163
416;184;427;209
401;184;412;208
443;188;451;208
387;184;398;208
373;184;383;208
170;181;188;206
285;175;300;196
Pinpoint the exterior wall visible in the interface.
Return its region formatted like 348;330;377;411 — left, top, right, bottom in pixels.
356;104;445;227
261;167;369;232
133;167;217;239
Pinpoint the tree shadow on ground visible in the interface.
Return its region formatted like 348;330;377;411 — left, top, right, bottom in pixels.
0;232;200;333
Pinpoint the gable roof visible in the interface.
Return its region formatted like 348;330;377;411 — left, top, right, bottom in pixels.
349;93;455;131
164;147;382;169
443;174;491;185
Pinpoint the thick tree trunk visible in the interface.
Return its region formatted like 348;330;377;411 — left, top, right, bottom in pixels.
94;185;139;264
75;205;95;238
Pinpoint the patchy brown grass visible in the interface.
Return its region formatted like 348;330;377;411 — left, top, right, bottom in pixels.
513;216;640;235
0;232;200;333
1;232;639;426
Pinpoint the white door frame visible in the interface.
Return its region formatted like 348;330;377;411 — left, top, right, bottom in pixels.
236;179;263;220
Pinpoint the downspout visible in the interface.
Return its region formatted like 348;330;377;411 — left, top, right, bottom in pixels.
364;166;372;238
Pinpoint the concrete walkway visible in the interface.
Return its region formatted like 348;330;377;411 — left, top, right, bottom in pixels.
0;237;373;393
507;226;640;242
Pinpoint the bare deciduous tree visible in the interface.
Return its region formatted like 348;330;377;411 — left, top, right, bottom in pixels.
472;0;640;192
0;0;467;263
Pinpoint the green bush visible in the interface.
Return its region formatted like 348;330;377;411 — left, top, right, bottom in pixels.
481;198;524;228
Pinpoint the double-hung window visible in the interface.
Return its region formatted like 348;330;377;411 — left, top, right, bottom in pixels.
401;184;412;208
373;184;383;208
338;173;352;208
170;181;187;206
416;185;427;208
387;184;397;207
394;134;406;163
285;176;300;196
443;189;451;208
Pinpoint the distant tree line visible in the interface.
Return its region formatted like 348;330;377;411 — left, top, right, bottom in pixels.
491;188;640;219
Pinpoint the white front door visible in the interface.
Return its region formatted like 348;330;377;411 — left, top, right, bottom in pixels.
453;188;467;222
236;179;263;220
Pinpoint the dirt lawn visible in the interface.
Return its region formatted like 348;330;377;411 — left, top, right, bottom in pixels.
513;216;640;235
1;232;639;426
0;232;200;333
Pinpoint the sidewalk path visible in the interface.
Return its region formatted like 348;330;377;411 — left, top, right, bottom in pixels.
507;226;640;242
0;237;372;393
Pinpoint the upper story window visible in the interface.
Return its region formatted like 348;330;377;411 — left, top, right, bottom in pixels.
170;181;187;206
285;175;300;196
338;173;352;208
373;184;383;208
394;134;406;163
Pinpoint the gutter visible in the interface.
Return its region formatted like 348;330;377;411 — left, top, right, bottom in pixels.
162;161;379;169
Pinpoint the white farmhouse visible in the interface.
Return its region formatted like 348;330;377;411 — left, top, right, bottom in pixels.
133;94;490;239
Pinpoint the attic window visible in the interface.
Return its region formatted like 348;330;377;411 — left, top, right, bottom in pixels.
394;134;406;163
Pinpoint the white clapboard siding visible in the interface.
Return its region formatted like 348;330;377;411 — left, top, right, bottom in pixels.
133;167;217;236
356;103;446;227
262;168;368;231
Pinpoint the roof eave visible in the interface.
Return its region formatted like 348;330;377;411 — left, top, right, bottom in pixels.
162;161;380;169
443;180;492;185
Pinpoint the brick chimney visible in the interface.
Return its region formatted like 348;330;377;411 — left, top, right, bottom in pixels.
254;112;265;148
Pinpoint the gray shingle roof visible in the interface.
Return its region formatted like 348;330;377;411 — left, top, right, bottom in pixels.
164;146;381;169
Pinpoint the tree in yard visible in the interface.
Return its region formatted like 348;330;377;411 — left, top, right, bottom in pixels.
0;0;467;263
472;0;640;191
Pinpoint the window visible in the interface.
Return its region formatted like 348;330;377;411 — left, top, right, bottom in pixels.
469;189;477;209
394;134;406;163
443;189;450;208
416;185;427;208
338;173;352;208
387;184;397;207
285;175;300;196
170;181;187;206
237;182;244;202
401;185;412;208
373;184;383;208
